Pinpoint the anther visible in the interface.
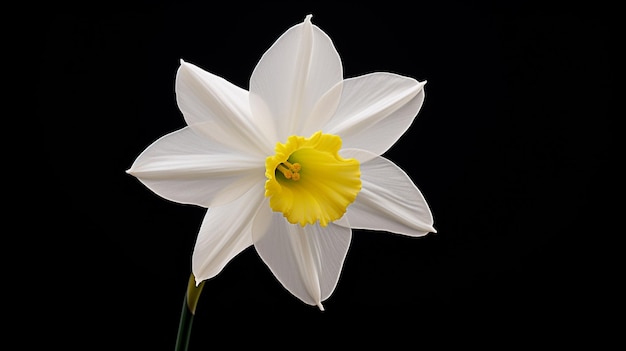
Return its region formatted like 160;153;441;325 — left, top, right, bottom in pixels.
277;164;293;179
277;161;302;181
283;161;301;172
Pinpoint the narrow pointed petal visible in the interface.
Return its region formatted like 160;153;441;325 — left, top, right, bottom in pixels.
177;60;274;156
249;15;343;141
325;73;426;156
341;149;435;236
251;202;351;308
192;184;265;282
127;127;265;207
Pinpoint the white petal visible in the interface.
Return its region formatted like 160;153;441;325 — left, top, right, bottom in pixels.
325;73;426;156
127;127;265;207
249;15;343;141
192;184;265;282
299;80;343;137
341;149;435;236
251;202;351;309
176;60;273;157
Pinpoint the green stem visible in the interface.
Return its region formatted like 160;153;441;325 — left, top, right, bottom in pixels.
174;274;205;351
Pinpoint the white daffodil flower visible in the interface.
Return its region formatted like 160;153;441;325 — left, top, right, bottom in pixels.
127;15;435;310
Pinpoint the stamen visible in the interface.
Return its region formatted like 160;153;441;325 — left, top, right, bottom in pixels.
283;161;301;172
277;164;293;179
277;161;302;181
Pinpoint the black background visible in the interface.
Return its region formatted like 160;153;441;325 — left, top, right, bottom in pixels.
34;1;615;348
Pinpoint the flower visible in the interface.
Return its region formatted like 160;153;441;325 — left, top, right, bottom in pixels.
127;15;435;310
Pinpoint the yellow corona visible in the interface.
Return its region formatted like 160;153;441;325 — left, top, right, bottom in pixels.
265;131;362;227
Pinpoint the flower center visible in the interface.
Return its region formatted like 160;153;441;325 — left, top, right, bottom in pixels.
264;131;361;227
276;160;302;181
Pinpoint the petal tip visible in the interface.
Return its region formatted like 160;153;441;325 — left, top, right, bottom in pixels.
179;59;191;69
416;79;427;90
317;302;325;311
